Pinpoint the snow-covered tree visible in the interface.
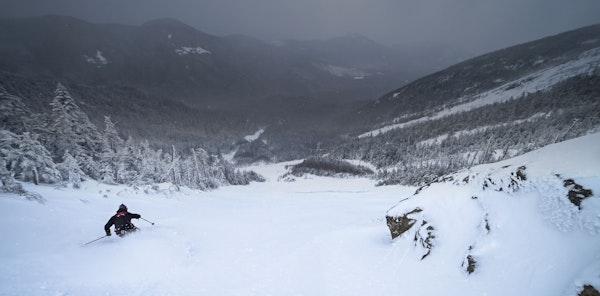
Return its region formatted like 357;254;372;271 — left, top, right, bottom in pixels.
98;116;124;184
0;87;37;134
163;145;182;187
98;161;116;185
116;136;140;184
0;157;15;188
190;147;216;189
102;116;124;153
46;83;101;178
57;151;86;188
1;131;60;185
0;157;37;201
138;140;164;184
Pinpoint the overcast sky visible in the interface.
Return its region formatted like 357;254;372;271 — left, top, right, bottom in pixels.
2;0;600;54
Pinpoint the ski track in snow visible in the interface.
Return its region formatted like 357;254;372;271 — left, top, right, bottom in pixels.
1;133;599;295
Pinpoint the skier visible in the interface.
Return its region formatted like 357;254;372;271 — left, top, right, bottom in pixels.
104;204;141;237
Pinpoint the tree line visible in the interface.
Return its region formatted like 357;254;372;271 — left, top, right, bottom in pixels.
0;84;263;195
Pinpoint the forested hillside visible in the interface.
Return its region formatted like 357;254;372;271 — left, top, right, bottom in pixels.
334;73;600;185
326;25;600;186
0;84;263;196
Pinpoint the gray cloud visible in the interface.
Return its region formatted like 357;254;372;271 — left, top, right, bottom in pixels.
1;0;600;54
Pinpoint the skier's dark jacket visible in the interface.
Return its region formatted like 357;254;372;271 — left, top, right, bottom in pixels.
105;207;140;236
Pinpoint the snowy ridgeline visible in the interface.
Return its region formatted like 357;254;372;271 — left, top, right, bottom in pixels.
0;133;598;295
83;45;212;60
361;47;600;138
175;46;211;56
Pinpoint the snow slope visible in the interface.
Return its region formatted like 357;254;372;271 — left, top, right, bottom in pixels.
1;134;599;295
387;132;600;295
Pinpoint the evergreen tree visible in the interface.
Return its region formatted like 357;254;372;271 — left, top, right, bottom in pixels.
0;87;37;134
98;116;124;184
116;136;140;184
57;151;86;188
102;116;124;153
0;158;15;188
163;145;182;187
46;83;101;178
0;157;31;199
1;131;60;185
191;147;214;189
99;161;117;185
138;140;164;184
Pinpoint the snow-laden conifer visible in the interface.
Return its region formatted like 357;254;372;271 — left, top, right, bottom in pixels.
137;140;164;184
116;136;141;184
47;83;101;178
57;151;86;188
0;131;60;185
0;87;37;134
98;116;123;184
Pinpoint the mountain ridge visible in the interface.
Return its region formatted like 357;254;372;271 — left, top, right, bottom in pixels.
0;14;460;155
1;16;598;173
357;23;600;125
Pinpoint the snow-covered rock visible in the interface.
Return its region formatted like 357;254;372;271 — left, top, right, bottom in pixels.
386;132;600;293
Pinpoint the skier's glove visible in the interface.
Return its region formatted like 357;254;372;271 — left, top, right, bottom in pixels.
106;230;111;236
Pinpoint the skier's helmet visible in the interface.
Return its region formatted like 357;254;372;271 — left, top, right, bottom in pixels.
118;204;127;212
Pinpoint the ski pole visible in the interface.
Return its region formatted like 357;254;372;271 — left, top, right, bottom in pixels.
84;235;108;246
140;217;155;225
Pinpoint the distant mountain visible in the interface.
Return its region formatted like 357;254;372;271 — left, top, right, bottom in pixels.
0;15;445;154
0;15;276;101
0;15;431;104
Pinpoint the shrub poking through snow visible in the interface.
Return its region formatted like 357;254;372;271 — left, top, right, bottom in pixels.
284;157;374;178
463;246;478;274
563;178;593;209
579;285;600;296
414;221;436;260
